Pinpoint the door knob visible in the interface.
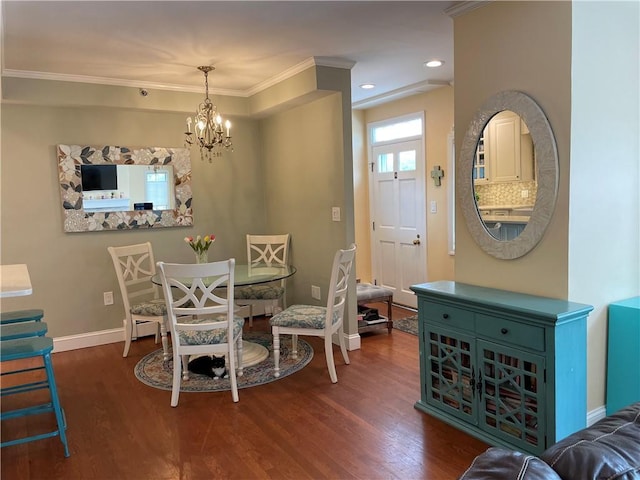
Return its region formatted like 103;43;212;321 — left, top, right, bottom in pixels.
413;234;421;245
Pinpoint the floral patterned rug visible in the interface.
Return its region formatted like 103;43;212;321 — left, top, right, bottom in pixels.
393;315;418;336
134;332;313;392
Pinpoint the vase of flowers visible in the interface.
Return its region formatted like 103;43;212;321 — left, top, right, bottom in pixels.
184;234;215;263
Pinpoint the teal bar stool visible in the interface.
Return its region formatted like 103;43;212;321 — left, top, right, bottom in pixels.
0;309;44;324
1;336;70;457
1;322;48;341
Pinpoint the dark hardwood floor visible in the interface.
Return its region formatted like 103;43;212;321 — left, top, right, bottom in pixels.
1;306;488;479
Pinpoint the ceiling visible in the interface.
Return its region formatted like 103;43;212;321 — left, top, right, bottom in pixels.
1;1;462;109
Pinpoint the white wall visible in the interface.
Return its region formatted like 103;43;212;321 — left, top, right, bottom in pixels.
569;0;640;409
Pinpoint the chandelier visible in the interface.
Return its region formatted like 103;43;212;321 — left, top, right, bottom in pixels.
184;66;232;162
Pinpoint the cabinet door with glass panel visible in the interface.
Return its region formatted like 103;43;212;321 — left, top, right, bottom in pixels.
425;324;477;425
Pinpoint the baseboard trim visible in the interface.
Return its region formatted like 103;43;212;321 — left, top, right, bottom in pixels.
52;327;364;353
53;327;124;353
54;328;363;356
346;332;361;351
587;405;607;426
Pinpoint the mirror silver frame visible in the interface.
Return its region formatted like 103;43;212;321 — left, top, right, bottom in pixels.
457;91;558;259
57;144;193;232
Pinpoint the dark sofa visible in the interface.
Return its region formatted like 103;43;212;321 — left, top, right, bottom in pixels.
459;402;640;480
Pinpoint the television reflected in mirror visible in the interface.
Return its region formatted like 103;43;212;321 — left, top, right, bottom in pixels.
57;145;192;232
81;164;118;191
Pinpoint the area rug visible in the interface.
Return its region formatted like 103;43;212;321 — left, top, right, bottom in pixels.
394;315;418;336
134;332;313;392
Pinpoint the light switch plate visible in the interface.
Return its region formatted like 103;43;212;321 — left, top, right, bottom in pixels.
311;285;321;300
331;207;341;222
103;291;114;305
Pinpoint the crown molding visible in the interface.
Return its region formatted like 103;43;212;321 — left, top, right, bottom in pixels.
245;56;355;97
1;68;244;96
445;1;490;18
352;78;452;110
2;55;356;99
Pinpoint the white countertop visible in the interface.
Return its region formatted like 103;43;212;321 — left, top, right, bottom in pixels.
482;215;530;224
477;204;534;211
0;264;33;298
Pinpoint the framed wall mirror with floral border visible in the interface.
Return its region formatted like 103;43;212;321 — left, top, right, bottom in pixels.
58;144;193;232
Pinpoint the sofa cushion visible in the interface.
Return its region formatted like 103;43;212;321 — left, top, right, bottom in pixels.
540;402;640;480
458;447;562;480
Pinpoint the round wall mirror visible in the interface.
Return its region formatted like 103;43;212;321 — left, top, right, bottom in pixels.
457;91;558;259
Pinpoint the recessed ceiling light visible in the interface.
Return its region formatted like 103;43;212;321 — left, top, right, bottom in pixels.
360;83;376;89
424;60;444;68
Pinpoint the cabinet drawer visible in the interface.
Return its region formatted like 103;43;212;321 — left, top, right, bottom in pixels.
421;301;474;330
477;314;545;351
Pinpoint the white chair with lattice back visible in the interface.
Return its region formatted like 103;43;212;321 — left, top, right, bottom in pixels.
108;242;169;360
270;244;356;383
157;258;244;406
235;234;290;327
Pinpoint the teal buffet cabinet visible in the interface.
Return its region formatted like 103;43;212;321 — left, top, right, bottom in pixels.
410;281;593;455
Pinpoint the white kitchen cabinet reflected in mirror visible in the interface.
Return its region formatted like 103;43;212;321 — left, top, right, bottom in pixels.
57;145;193;232
473;110;537;241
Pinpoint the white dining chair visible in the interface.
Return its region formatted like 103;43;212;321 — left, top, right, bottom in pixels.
108;242;169;360
235;234;290;327
270;244;356;383
157;258;244;406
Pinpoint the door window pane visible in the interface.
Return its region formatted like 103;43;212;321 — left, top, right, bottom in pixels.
378;153;393;173
398;150;416;171
372;118;422;143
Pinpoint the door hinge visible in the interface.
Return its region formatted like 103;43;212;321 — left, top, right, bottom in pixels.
372;221;375;231
544;369;546;382
370;162;374;173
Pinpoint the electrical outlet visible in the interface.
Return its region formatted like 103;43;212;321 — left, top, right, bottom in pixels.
430;200;437;213
103;291;114;306
311;285;321;300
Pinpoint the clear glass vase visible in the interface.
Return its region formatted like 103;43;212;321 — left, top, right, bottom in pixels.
195;251;209;264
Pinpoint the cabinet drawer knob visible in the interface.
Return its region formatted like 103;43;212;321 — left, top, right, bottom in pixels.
501;328;509;335
442;313;449;319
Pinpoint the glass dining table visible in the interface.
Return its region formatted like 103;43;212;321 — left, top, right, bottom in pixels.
151;263;296;367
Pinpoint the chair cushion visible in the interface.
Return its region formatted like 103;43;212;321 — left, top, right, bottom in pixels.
235;284;285;300
356;283;393;302
131;299;167;316
178;315;245;345
540;402;640;480
458;447;561;480
269;304;339;329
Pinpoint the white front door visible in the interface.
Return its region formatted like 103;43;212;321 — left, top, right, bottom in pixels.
370;139;426;308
